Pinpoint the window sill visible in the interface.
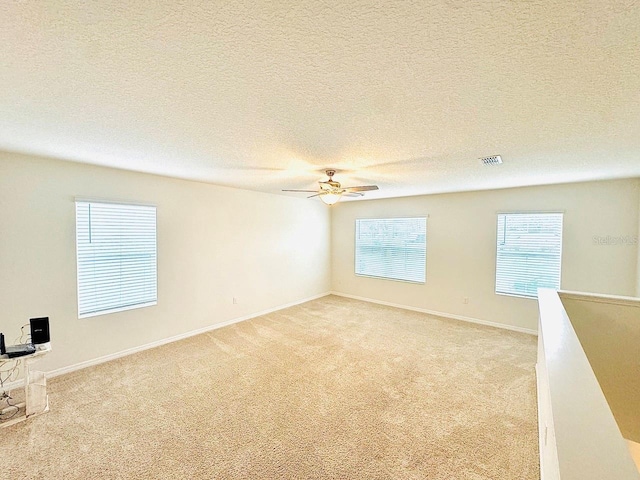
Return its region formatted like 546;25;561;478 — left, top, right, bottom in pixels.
355;273;425;285
79;301;157;319
495;291;539;300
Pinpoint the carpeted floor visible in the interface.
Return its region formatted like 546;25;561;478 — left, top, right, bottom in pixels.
0;295;539;479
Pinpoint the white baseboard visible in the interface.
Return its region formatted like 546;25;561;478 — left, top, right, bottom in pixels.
329;291;538;336
2;290;533;393
3;292;331;387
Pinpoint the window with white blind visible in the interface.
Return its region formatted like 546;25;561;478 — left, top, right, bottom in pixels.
495;212;563;298
76;200;157;318
355;217;427;283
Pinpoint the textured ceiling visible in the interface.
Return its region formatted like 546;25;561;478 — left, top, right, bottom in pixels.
1;1;639;200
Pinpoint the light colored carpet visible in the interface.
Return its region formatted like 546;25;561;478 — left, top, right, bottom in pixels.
0;295;539;479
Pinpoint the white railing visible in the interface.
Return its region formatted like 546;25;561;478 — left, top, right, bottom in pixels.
536;288;639;480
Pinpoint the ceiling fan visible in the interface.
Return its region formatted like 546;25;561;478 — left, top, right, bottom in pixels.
283;170;379;205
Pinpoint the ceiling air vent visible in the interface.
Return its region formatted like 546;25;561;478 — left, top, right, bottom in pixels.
480;155;502;166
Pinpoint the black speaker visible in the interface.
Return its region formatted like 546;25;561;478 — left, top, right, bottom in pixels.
30;317;50;344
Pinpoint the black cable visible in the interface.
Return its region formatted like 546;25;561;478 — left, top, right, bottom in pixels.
18;324;31;345
0;325;33;423
0;360;20;389
0;393;20;421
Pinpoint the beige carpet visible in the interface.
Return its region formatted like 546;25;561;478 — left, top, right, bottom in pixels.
0;295;539;479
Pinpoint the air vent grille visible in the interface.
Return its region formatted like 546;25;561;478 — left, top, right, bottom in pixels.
480;155;503;165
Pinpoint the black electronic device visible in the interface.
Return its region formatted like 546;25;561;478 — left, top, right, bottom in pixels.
0;333;5;355
5;344;36;358
30;317;50;344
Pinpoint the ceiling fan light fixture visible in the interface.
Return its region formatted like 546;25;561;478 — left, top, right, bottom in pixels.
320;192;342;205
282;169;377;205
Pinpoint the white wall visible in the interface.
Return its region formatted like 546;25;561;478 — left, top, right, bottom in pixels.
561;293;640;443
331;179;640;332
0;153;331;372
537;290;640;480
637;195;640;297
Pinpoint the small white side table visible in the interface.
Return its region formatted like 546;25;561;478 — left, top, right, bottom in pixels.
0;344;51;428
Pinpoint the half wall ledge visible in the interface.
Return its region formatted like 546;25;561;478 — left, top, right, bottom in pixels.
536;288;640;480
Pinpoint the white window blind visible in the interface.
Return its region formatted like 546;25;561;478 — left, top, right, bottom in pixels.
76;201;157;318
495;212;563;298
355;217;427;283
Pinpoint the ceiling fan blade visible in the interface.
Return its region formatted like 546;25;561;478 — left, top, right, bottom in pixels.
307;192;327;198
282;189;320;192
343;192;364;197
344;185;379;192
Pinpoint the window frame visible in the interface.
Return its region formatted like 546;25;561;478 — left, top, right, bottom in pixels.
75;198;158;319
354;216;427;284
494;211;564;299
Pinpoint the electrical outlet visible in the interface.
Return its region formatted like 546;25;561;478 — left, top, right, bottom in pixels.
233;297;238;305
463;297;469;304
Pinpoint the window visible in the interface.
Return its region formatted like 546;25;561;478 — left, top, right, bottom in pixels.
76;200;157;318
355;217;427;283
495;212;563;298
